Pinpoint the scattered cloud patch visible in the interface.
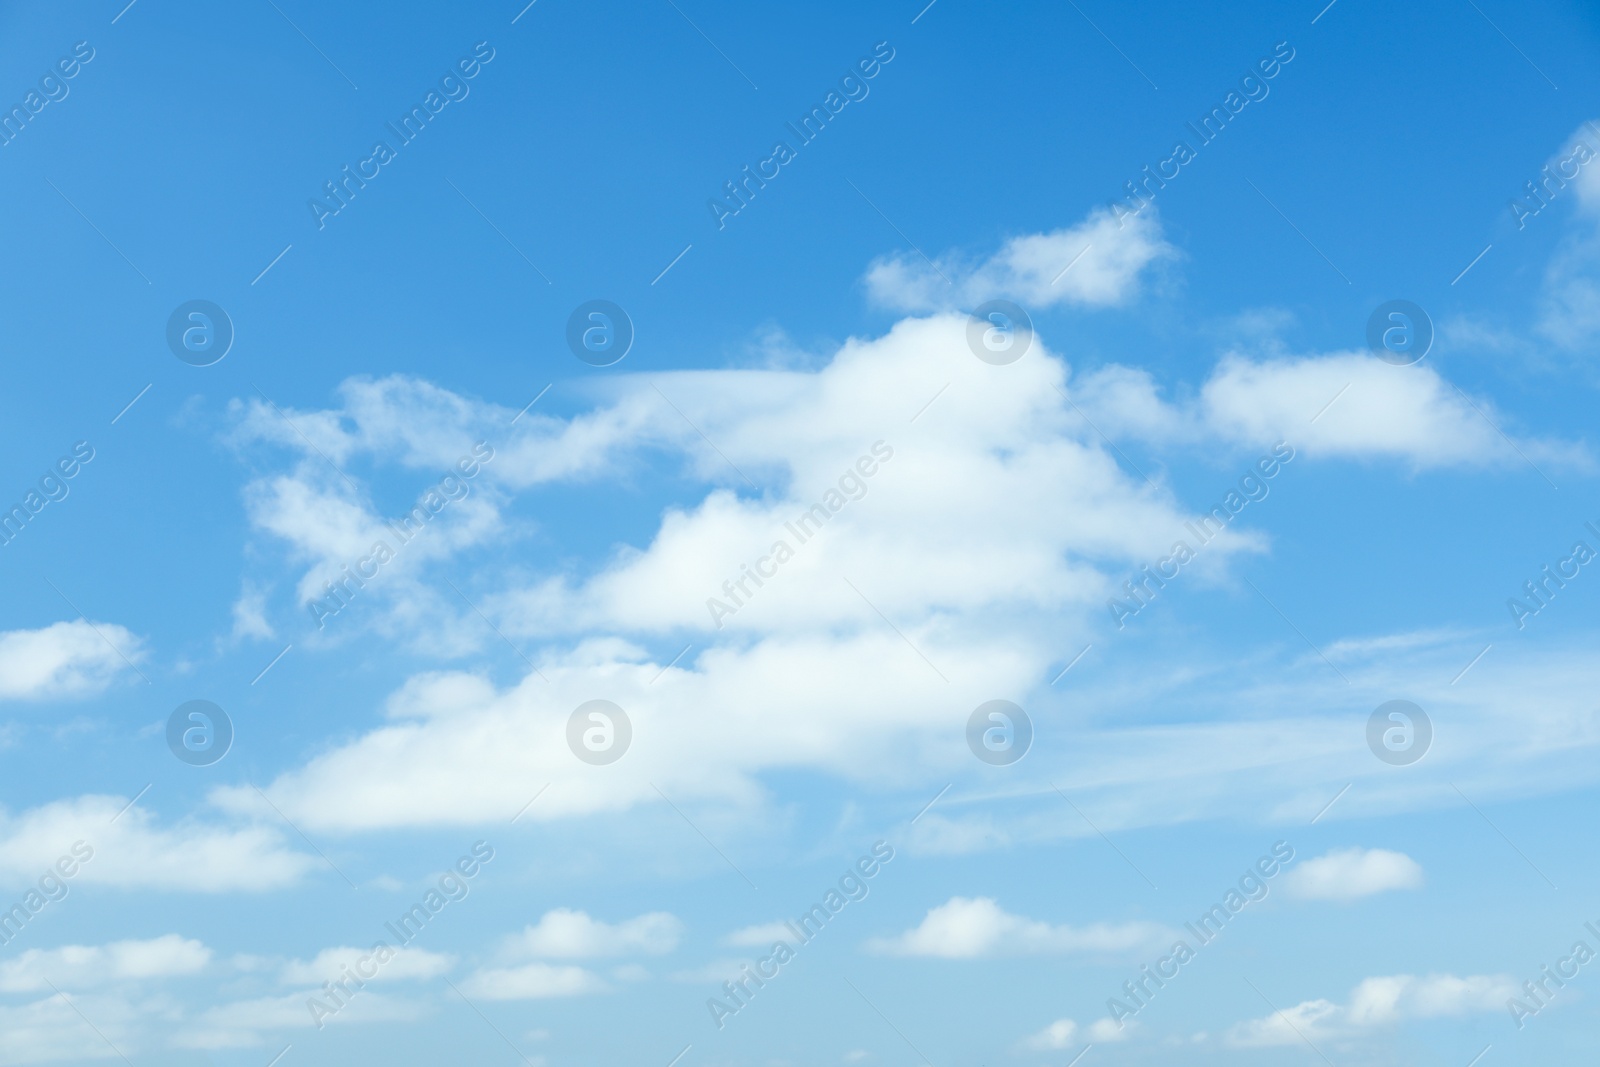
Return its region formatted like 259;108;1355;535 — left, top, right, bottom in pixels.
724;920;796;947
1283;848;1424;901
1074;350;1589;473
460;962;607;1000
279;945;453;985
0;621;144;701
505;908;682;958
0;796;314;892
1023;1016;1129;1049
0;935;210;992
865;208;1174;312
1226;973;1514;1046
177;989;420;1049
868;897;1169;958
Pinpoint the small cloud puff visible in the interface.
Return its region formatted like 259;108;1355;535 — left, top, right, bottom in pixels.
1283;848;1423;901
1023;1016;1130;1049
864;207;1173;313
0;620;145;701
867;897;1170;958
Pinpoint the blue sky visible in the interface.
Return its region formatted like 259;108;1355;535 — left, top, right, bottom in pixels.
1;0;1599;1063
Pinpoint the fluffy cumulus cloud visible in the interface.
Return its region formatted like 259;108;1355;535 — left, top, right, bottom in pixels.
177;989;420;1049
0;993;143;1065
1226;973;1515;1046
446;909;677;1002
723;920;795;947
864;207;1175;312
1283;847;1424;901
0;620;144;701
867;897;1170;958
0;795;314;892
279;945;453;985
242;315;1236;642
155;942;454;1049
13;105;1600;1067
209;269;1600;838
0;938;451;1053
1023;1016;1128;1049
1077;353;1582;471
217;310;1271;832
668;957;754;984
0;935;210;991
460;962;607;1001
504;908;682;958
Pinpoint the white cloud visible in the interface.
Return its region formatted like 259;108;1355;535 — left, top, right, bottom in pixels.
723;920;795;947
230;376;491;470
1081;352;1583;471
217;317;1265;832
243;317;1232;645
0;621;144;701
232;378;512;655
1228;997;1340;1047
0;935;209;992
1569;120;1600;212
1533;120;1600;350
867;897;1169;958
179;994;311;1047
242;463;501;651
1023;1017;1128;1050
13;142;1599;1067
209;622;1600;859
864;207;1174;312
1538;254;1600;351
1087;1018;1127;1042
0;796;314;892
1025;1018;1079;1050
668;958;749;984
0;992;141;1065
503;908;682;958
1226;973;1515;1046
213;633;1038;831
215;289;1594;840
1196;354;1580;470
1283;847;1424;901
229;584;275;642
176;989;421;1049
459;963;607;1000
279;945;454;985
